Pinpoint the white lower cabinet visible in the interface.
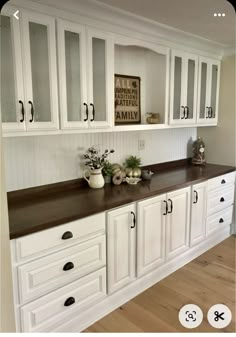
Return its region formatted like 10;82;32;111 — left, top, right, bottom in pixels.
190;182;207;247
137;194;166;277
20;267;106;332
107;204;136;294
166;187;191;260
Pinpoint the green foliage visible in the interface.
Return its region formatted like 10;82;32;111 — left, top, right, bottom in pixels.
102;160;113;177
124;155;142;169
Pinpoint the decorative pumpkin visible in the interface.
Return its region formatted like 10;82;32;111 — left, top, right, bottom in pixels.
112;173;124;185
112;163;126;178
125;167;141;178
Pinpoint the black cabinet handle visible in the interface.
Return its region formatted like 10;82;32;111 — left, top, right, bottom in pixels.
193;190;198;204
28;101;34;122
163;200;168;215
209;107;213;118
62;231;73;240
219;218;224;223
64;297;75;307
168;199;173;214
220;197;225;202
63;262;74;271
19;100;25;122
90;103;95;122
206;106;210;118
83;103;88;121
181;106;185;119
131;211;136;229
221;179;226;184
185;106;189;119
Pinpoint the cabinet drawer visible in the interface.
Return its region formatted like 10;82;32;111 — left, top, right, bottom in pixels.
208;172;235;191
20;267;106;332
18;235;106;304
207;185;235;216
14;213;105;262
206;206;233;235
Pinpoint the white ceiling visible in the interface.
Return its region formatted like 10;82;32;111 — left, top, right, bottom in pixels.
96;0;235;47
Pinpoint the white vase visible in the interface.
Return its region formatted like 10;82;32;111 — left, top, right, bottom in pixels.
84;168;105;189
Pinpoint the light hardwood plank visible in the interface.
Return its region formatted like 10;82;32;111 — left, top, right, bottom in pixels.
85;236;236;333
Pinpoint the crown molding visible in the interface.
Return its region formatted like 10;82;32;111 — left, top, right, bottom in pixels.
7;0;226;57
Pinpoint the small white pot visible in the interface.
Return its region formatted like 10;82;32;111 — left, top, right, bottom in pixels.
84;168;105;189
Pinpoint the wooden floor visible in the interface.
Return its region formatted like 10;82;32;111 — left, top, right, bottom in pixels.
85;236;236;333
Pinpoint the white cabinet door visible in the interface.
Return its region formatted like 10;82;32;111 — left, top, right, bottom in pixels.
87;28;114;128
190;182;207;247
137;194;166;277
169;50;198;125
1;7;26;132
57;19;88;130
166;187;191;260
107;203;136;294
197;57;220;125
21;10;59;131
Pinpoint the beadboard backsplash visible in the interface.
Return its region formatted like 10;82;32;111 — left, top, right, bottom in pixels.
3;128;196;191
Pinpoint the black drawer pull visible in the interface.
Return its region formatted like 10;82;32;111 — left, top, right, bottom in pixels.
64;297;75;307
63;262;74;271
131;211;136;229
220;197;225;202
163;200;168;215
219;218;224;223
62;231;73;240
221;179;226;184
193;190;198;204
168;199;173;214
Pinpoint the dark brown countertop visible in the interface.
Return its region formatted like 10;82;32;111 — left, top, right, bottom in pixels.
8;161;235;239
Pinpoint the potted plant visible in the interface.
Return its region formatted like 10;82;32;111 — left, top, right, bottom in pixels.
102;160;113;184
124;155;142;178
83;147;115;188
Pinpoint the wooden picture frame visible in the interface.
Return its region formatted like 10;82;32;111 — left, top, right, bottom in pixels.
114;74;141;125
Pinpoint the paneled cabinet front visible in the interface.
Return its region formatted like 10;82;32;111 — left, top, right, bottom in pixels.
165;187;191;260
57;20;114;130
107;204;136;294
1;7;59;132
137;194;166;277
169;50;198;125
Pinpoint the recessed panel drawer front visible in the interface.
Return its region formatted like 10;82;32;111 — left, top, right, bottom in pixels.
207;185;235;216
18;235;106;304
20;267;107;332
208;172;235;192
206;206;233;235
15;213;105;262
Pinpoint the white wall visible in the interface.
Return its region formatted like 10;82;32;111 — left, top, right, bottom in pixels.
3;128;196;191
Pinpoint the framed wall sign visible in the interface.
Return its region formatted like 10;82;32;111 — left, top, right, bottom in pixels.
114;74;141;125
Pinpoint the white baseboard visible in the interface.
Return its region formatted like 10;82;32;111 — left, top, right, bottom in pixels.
55;227;231;332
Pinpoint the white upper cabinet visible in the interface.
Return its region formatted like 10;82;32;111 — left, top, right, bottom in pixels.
58;20;113;130
197;57;220;125
21;11;59;131
87;29;114;128
1;7;25;132
57;20;87;129
169;50;198;125
1;8;59;132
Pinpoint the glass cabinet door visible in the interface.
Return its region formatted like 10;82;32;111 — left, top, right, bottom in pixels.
197;57;220;124
1;9;25;132
57;20;87;129
87;29;113;128
170;51;197;125
21;11;59;130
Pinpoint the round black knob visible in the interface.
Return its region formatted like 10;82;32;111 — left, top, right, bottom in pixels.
64;297;75;307
221;179;226;184
220;197;225;202
219;218;224;223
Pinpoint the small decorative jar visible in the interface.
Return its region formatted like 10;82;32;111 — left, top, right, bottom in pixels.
192;137;206;165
